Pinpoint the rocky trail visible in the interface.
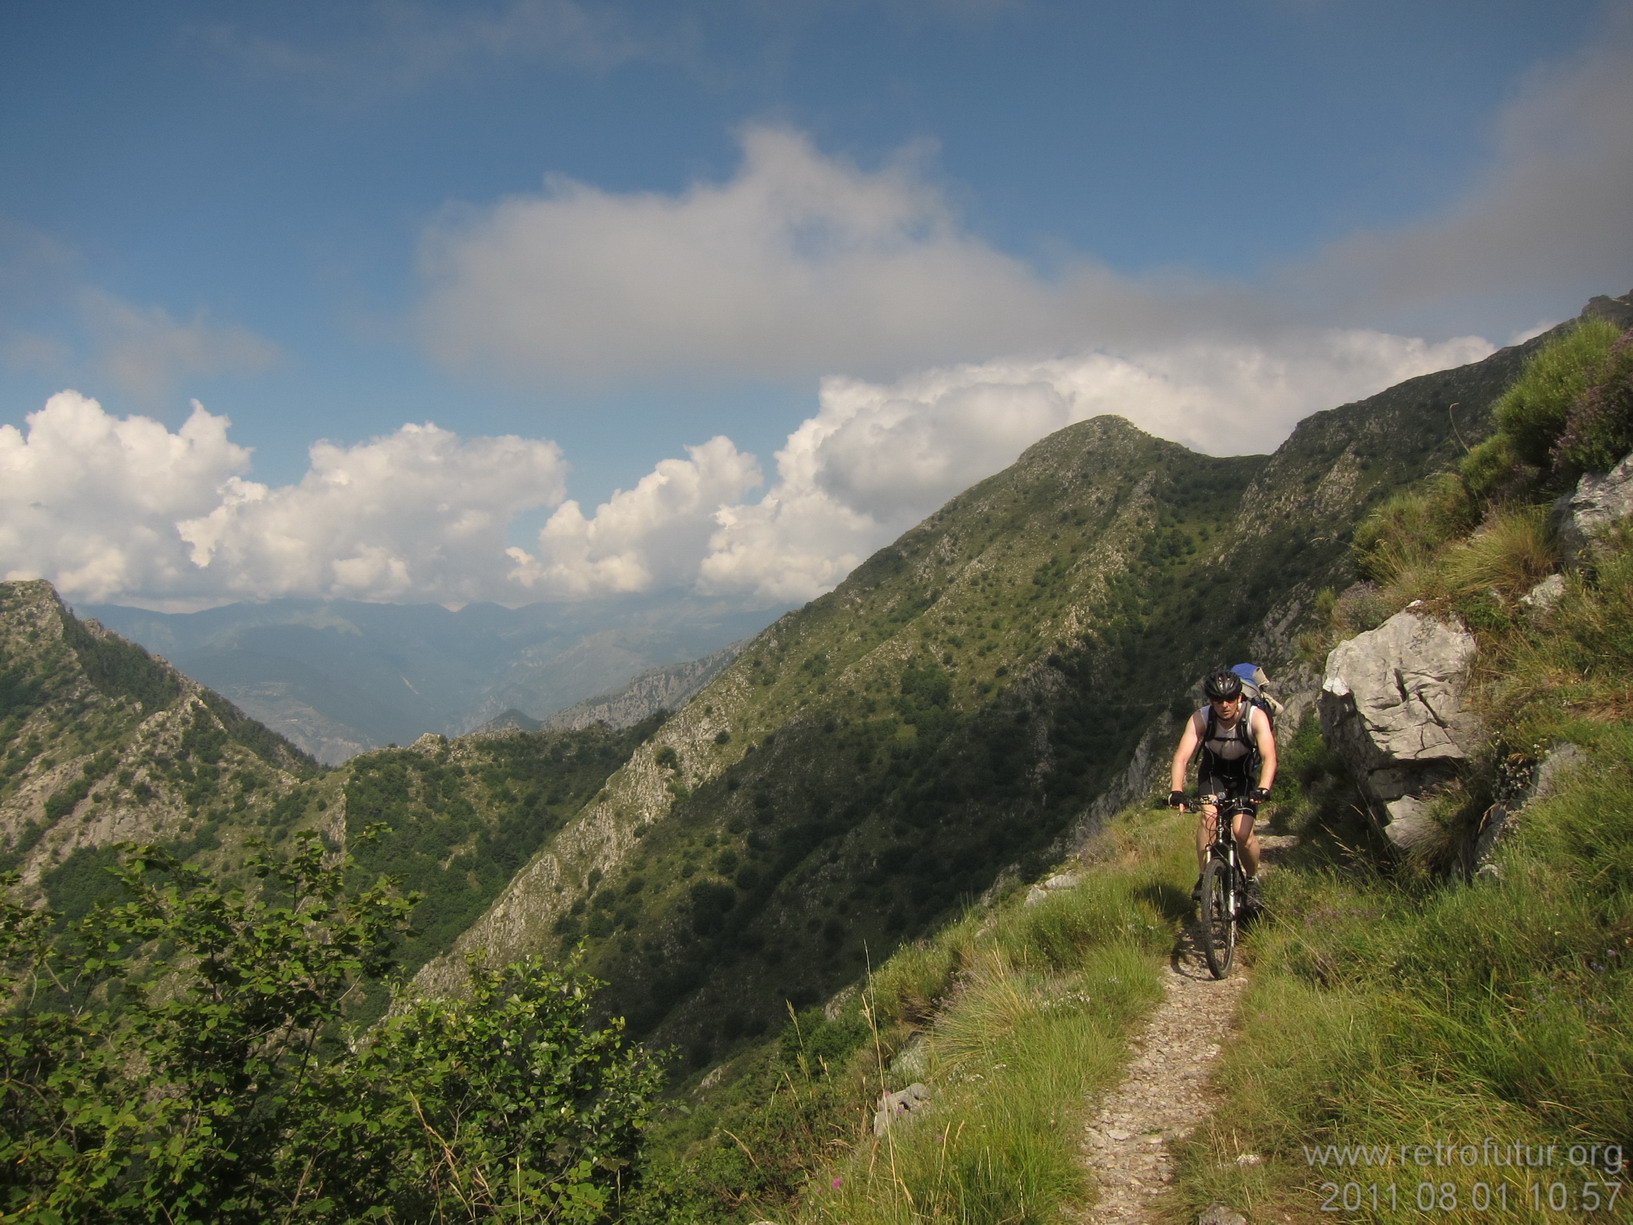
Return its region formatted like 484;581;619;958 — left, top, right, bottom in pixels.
1072;820;1300;1225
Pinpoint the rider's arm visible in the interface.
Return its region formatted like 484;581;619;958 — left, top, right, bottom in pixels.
1170;711;1202;793
1252;706;1277;791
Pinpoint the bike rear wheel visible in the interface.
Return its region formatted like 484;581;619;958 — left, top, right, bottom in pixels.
1199;856;1236;979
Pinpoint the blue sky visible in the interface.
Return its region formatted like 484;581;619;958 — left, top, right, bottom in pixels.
2;0;1629;611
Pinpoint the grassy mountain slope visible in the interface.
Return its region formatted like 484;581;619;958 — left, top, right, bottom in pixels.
0;580;319;907
7;297;1627;1224
1;582;663;986
633;304;1633;1225
1;309;1579;1068
415;323;1554;1066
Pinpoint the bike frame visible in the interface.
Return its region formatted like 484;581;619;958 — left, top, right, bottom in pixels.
1191;792;1255;978
1202;792;1252;869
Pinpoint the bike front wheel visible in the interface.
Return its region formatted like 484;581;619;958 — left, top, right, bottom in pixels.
1198;857;1236;979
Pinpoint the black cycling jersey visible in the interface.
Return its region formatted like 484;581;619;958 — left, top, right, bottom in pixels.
1198;704;1260;797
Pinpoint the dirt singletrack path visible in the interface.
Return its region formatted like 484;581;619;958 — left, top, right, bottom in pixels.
1072;820;1299;1225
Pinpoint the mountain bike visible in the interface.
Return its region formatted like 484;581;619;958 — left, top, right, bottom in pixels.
1186;793;1257;979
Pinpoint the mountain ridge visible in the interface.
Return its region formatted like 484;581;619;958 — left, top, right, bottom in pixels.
8;298;1616;1072
407;310;1555;1060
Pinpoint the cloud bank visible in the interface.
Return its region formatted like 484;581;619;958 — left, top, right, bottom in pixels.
419;125;1108;384
6;6;1626;611
1285;3;1633;329
417;5;1632;381
1;393;565;607
4;320;1486;609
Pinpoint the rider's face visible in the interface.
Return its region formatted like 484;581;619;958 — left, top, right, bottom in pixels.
1210;695;1242;715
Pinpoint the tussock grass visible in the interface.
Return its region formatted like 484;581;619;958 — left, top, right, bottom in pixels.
1485;524;1633;738
1176;316;1633;1220
1168;730;1633;1225
777;812;1191;1225
1352;474;1476;588
867;938;963;1031
1440;505;1555;601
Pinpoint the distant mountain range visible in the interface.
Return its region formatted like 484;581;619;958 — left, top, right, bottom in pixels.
79;595;779;763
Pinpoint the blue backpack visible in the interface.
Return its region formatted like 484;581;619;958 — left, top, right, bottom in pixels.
1229;663;1280;728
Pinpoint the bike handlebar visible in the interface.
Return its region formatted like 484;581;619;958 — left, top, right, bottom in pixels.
1174;793;1258;816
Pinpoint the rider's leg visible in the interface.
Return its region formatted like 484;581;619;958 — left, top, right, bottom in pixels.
1195;803;1220;872
1192;802;1220;900
1235;807;1261;877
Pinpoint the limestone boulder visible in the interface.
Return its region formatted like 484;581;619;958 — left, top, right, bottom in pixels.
1318;608;1481;850
872;1083;931;1137
1552;450;1633;563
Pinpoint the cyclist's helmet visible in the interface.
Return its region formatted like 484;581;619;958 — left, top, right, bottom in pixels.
1203;668;1243;701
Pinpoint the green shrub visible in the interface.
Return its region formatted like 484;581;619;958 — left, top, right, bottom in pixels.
313;957;663;1223
1553;326;1633;481
1491;317;1620;471
0;837;661;1224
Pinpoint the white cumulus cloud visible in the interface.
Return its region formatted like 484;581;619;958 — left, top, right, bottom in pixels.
0;392;253;602
0;393;571;608
507;436;762;595
418;124;1126;385
0;318;1494;611
177;423;569;604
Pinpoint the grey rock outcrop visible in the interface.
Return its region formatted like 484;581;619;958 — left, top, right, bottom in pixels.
1318;608;1481;850
872;1083;931;1137
1024;872;1082;908
1552;450;1633;564
1470;743;1586;874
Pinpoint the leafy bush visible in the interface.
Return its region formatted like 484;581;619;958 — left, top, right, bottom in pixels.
1553;326;1633;481
306;958;663;1223
0;836;661;1224
1488;316;1620;472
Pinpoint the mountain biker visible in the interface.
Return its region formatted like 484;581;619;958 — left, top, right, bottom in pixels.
1167;667;1277;907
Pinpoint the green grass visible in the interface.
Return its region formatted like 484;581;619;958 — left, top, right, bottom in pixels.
638;809;1196;1225
1168;746;1633;1223
1489;316;1622;474
1163;322;1633;1224
809;945;1159;1225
